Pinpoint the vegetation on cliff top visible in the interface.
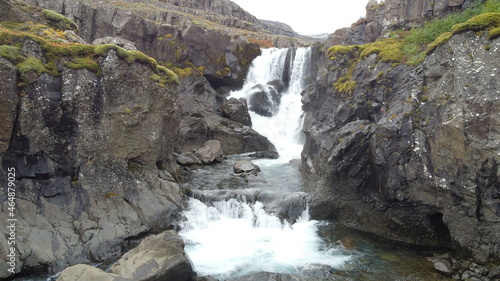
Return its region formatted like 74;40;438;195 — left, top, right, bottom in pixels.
329;0;500;66
0;20;178;86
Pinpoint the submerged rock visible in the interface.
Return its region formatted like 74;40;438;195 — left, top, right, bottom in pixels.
226;272;301;281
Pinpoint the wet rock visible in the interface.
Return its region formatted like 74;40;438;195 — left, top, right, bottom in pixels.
245;174;268;184
194;140;225;164
175;152;201;165
433;260;454;277
248;150;280;159
226;271;301;281
221;97;252;126
339;236;356;250
248;84;279;117
233;160;261;175
110;231;195;281
267;79;285;93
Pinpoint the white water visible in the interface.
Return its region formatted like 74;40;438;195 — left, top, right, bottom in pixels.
179;198;350;279
230;48;312;163
179;48;352;279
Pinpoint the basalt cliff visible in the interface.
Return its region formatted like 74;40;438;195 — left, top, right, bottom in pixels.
303;0;500;274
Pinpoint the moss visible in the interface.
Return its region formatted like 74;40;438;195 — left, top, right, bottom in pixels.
0;45;23;64
451;12;500;34
156;65;179;85
328;45;362;59
334;77;356;94
426;32;453;54
361;38;404;63
488;25;500;39
64;57;100;73
41;9;78;32
16;56;46;74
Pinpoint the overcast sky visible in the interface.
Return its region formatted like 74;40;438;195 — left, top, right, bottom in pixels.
231;0;371;35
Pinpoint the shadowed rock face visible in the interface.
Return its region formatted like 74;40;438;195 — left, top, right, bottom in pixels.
302;31;500;261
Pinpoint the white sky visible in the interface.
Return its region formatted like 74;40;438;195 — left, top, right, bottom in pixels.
231;0;370;35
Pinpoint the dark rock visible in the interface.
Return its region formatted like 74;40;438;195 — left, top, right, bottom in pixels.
267;79;285;93
248;84;279;117
92;36;137;50
194;140;225;164
248;150;280;159
339;236;356;250
303;31;500;261
0;59;19;154
221;97;252;126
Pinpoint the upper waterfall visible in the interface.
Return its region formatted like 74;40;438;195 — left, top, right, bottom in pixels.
230;47;313;162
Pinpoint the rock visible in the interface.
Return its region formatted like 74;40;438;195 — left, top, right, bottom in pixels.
194;140;225;164
175;152;201;165
248;84;279;117
233;160;261;174
92;36;137;50
245;174;268;184
221;97;252;126
267;79;285;93
304;29;500;261
56;264;124;281
433;260;454;276
0;59;18;154
110;231;195;281
226;272;301;281
248;150;280;159
339;236;356;250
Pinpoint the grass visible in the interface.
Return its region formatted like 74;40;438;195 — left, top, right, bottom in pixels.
41;9;78;32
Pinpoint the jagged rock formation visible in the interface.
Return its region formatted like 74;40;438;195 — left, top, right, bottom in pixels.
327;0;481;46
303;24;500;263
259;20;299;37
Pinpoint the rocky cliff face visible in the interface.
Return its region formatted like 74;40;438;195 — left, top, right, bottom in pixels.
303;27;500;262
0;3;186;277
328;0;481;46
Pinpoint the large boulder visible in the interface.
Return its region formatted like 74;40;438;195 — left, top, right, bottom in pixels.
110;231;195;281
194;140;225;164
221;97;252;126
56;264;124;281
233;160;261;175
248;84;280;117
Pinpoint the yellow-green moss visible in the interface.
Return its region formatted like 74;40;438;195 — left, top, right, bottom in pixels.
16;56;46;74
451;12;500;34
328;45;362;59
488;25;500;39
360;38;404;63
426;32;453;54
334;77;356;94
0;45;23;63
41;9;78;32
64;57;100;73
156;65;179;85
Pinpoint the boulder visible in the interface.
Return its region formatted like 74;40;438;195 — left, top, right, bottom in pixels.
221;97;252;126
266;79;285;94
248;85;279;117
110;231;195;281
174;152;201;165
194;140;225;164
248;150;280;159
233;160;261;175
56;264;124;281
92;36;137;50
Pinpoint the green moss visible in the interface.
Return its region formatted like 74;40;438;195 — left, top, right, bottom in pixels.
156;65;179;85
41;9;78;32
488;25;500;39
64;57;100;73
0;45;23;64
451;12;500;33
327;45;362;59
426;32;453;54
16;56;46;74
361;38;404;63
334;77;356;94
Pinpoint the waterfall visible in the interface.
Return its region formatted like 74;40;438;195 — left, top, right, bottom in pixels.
230;47;313;162
178;48;350;280
179;198;350;279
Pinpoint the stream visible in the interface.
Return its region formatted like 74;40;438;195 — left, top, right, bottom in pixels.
178;48;450;280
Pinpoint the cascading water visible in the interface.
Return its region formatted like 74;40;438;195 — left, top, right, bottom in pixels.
178;48;354;279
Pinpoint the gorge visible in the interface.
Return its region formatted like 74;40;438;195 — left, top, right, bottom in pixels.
0;0;499;280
